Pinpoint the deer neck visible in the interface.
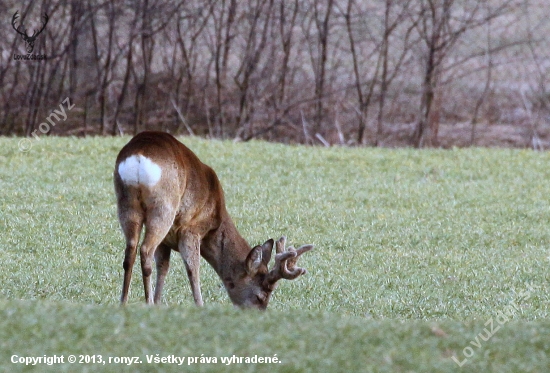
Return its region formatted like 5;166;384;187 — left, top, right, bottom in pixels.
201;214;251;280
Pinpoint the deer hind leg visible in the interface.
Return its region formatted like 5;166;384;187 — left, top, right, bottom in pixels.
119;209;144;305
153;243;171;304
140;204;177;305
178;234;203;306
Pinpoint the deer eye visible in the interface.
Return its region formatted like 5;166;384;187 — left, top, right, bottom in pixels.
224;279;235;290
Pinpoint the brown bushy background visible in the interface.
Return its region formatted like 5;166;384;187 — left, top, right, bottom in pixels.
1;0;549;148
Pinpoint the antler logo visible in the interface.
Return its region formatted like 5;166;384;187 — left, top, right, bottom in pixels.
12;11;49;54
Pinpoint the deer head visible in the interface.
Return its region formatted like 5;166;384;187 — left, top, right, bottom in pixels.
233;236;313;310
12;11;49;54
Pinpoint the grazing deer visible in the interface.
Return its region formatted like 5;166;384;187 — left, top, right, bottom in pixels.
114;131;312;309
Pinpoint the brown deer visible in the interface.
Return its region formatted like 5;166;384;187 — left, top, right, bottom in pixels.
114;131;312;309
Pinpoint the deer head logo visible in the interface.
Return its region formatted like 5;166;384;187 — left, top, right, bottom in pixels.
12;11;49;54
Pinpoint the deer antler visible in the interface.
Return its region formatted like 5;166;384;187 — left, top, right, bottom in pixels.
12;11;28;38
11;12;48;40
31;13;49;38
266;236;313;285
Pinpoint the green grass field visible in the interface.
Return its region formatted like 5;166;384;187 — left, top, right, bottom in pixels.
1;136;550;372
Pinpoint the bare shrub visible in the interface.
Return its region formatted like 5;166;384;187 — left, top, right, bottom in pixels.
1;0;549;148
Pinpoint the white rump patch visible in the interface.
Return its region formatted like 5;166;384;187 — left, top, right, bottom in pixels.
118;155;162;187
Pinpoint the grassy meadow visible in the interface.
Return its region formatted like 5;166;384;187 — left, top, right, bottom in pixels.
1;136;550;372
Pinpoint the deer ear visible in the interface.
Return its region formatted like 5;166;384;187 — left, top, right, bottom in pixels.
261;239;274;266
246;246;263;275
246;239;274;275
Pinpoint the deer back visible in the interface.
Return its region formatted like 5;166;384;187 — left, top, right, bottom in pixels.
114;131;226;240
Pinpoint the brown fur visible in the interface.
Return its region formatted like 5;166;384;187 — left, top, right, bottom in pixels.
114;131;311;309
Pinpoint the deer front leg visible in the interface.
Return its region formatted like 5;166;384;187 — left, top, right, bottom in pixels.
178;234;203;306
140;239;156;305
154;244;171;304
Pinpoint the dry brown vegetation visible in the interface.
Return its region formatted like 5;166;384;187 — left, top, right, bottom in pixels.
1;0;549;148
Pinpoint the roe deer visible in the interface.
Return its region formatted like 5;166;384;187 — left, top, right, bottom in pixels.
114;131;313;309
